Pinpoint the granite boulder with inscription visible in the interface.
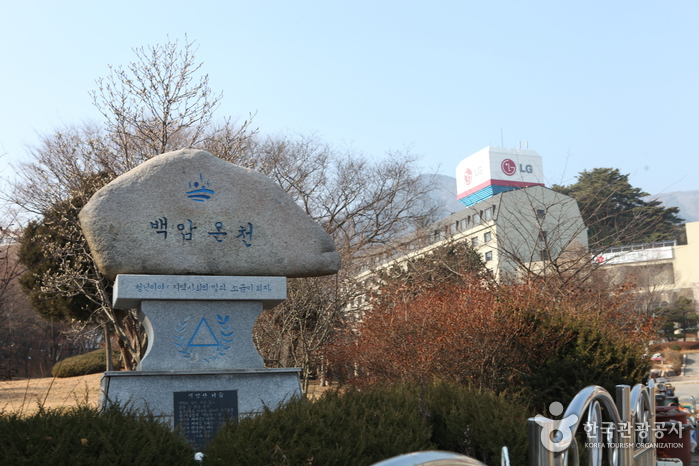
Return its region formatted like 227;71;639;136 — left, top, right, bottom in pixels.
79;149;340;279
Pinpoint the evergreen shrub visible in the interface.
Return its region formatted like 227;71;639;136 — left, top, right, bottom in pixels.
0;404;195;464
204;382;529;466
521;324;651;410
51;349;121;378
425;381;529;465
0;382;528;465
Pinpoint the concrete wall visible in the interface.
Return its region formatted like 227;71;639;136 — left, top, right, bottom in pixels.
674;222;699;291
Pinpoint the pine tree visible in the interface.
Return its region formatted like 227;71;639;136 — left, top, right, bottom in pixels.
553;168;683;249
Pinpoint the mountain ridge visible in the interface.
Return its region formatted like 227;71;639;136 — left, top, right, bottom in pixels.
425;174;699;223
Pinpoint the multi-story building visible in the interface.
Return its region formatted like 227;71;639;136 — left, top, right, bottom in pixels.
359;146;588;280
425;184;588;279
356;145;697;314
595;222;699;310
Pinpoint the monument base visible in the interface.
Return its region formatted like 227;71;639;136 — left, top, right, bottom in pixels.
100;368;302;425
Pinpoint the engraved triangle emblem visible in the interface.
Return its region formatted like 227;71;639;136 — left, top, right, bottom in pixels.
187;318;221;347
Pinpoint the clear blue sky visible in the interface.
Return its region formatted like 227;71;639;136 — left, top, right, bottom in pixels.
1;1;697;195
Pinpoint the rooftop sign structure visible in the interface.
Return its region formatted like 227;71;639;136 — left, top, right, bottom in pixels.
456;146;545;206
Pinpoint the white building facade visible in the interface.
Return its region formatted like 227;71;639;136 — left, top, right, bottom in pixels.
355;145;696;316
595;222;699;310
420;184;588;279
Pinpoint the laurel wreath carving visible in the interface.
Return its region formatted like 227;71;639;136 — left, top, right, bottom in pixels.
173;316;192;359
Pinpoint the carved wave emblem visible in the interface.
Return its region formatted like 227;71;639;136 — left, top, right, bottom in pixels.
187;174;214;202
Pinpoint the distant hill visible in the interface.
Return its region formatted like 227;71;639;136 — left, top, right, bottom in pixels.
426;175;699;224
651;191;699;223
422;174;464;218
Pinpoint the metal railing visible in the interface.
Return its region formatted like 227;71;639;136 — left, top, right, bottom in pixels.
528;381;655;466
372;381;658;466
600;240;677;255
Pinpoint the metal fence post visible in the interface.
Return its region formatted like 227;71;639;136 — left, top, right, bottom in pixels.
616;385;633;466
528;417;554;466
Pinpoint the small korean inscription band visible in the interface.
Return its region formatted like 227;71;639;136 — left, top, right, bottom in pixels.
113;275;286;309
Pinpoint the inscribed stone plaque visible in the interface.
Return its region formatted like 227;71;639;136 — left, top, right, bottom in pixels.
173;390;238;450
79;149;340;279
112;275;287;309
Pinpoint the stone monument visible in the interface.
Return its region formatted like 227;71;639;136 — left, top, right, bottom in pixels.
79;149;340;448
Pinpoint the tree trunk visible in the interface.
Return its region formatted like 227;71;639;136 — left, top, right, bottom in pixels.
104;322;113;371
117;337;135;370
279;333;292;367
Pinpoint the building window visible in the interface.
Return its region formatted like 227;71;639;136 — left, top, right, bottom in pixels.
473;213;480;225
455;220;460;231
540;249;549;261
538;231;547;242
471;237;479;247
536;209;546;219
484;231;492;243
485;251;493;262
484;208;492;221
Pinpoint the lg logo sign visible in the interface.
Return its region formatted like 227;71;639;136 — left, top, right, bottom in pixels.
463;166;483;185
501;159;516;176
501;159;533;177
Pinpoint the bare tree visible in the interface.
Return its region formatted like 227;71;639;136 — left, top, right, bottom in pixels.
246;134;439;265
384;185;592;295
0;212;95;378
248;134;440;389
8;37;254;369
91;36;224;169
486;186;591;289
254;276;345;392
599;260;679;315
9;37;437;379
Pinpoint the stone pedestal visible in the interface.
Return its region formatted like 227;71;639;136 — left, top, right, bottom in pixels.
78;150;341;449
100;368;302;421
137;300;265;370
101;275;302;441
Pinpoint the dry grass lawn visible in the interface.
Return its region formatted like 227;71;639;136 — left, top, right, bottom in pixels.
0;373;330;416
0;373;103;416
